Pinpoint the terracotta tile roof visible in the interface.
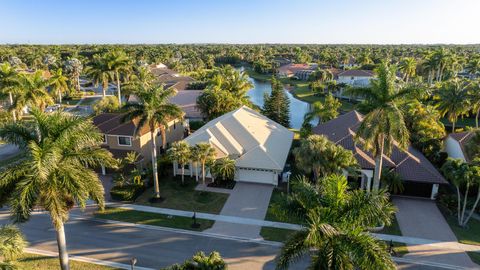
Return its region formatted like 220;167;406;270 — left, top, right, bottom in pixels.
312;110;447;184
338;70;374;77
93;113;150;137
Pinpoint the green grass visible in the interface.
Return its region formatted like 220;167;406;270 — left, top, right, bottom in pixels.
95;207;214;231
388;242;409;257
260;227;297;242
467;251;480;266
16;253;119;270
378;215;402;236
264;189;302;224
441;209;480;246
78;97;101;106
135;175;229;214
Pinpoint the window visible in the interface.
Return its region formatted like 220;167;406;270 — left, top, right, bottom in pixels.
118;136;132;146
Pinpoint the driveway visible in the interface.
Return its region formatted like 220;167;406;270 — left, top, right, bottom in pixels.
206;182;274;239
393;197;477;269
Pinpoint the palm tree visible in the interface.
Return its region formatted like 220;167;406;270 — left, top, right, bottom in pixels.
435;79;470;132
122;65;155;101
466;57;480;76
210;65;252;102
0;62;19;121
469;81;480;128
168;141;192;185
13;71;54;114
399;57;417;82
64;58;83;93
122;85;183;198
212;157;236;182
346;62;410;191
192;143;216;185
0;225;27;268
304;93;341;125
104;50;131;104
0;109;116;270
275;174;396;270
85;55;112;98
49;68;69;103
293;135;358;183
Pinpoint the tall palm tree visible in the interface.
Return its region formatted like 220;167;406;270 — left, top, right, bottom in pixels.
122;85;183;199
0;225;27;268
0;62;19;121
13;71;54;114
64;58;83;93
399;57;417;82
49;68;69;103
0;109;116;270
192;143;216;185
211;66;252;102
168;141;192;185
435;79;470;132
122;65;155;101
275;174;396;270
85;55;112;98
347;62;410;191
469;81;480;128
105;50;131;104
466;56;480;76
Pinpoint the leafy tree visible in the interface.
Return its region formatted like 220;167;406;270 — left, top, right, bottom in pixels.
435;79;470;132
0;109;116;270
93;96;119;115
293;135;358;183
262;76;290;127
274;174;396;270
168;141;192;185
0;225;27;269
48;68;69;103
191;143;216;185
212;157;236;182
123;85;183;198
465;56;480;76
465;131;480;161
346;62;410;191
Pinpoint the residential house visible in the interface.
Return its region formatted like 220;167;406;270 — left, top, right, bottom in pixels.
93;113;187;173
277;63;318;80
444;131;477;162
179;106;294;186
149;63;195;91
168;90;204;122
313;111;448;199
333;69;375;99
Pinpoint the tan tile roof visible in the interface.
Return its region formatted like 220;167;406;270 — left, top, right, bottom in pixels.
93;113;151;137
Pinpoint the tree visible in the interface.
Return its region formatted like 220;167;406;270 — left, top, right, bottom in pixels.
85;55;112;98
104;50;132;104
48;68;69;103
274;174;396;270
435;79;470;132
122;65;155;100
465;56;480;77
399;57;417;82
123;85;183;198
212;157;236;182
168;141;192;185
465;131;480;161
469;81;480;128
442;158;480;227
0;109;116;270
192;143;216;185
92;96;119;115
262;76;290;127
347;62;410;191
293;135;358;183
64;58;83;92
0;225;27;268
13;71;54;113
0;62;19;121
304;93;341;125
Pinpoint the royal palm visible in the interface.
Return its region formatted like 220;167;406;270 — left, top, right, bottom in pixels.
13;71;54;114
49;68;69;103
435;78;470;132
0;62;19;121
86;55;113;98
105;50;131;104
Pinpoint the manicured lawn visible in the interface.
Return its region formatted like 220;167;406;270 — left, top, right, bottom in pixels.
264;189;302;224
389;242;409;257
378;215;402;236
95;207;214;231
260;227;297;242
16;253;120;270
135;175;229;214
467;251;480;266
441;209;480;246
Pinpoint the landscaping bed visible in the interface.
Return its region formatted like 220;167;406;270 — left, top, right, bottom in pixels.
95;207;214;231
16;253;119;270
207;180;236;189
135;175;229;214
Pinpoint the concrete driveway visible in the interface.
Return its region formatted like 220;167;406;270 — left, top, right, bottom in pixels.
206;182;274;239
393;197;477;269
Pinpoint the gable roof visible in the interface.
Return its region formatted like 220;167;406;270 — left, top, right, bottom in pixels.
168;90;204;119
92;113;150;137
448;131;476;162
338;70;374;77
312;110;447;184
184;106;294;171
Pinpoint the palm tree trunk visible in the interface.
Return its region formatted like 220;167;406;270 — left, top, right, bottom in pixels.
181;165;185;185
8;92;16;122
475;108;479;129
150;131;160;198
452;119;456;133
116;72;121;105
372;136;385;191
160;126;167;151
58;89;63;104
460;183;470;224
102;86;106;98
202;162;206;185
456;186;462;225
56;222;70;270
462;186;480;227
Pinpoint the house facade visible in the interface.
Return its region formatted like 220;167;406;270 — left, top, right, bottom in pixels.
444;131;476;162
333;70;374;99
277;63;318;79
179;106;294;186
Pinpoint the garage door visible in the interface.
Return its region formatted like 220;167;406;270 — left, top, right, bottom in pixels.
236;168;276;185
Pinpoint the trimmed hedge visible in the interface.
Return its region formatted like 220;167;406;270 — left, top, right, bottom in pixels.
110;184;145;202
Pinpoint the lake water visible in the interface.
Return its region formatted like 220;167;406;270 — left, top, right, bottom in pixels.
243;71;314;129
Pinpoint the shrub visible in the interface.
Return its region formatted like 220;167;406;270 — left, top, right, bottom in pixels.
110;184;145;201
163;251;226;270
93;96;120;115
189;121;206;131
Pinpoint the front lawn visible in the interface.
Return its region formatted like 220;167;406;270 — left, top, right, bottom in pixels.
263;189;302;224
378;215;402;236
135;175;229;214
467;251;480;266
260;227;296;242
16;253;120;270
95;207;214;231
441;209;480;246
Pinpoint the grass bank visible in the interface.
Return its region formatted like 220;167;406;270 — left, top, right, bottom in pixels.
16;253;120;270
440;208;480;246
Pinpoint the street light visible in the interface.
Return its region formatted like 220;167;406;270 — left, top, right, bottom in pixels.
130;257;137;270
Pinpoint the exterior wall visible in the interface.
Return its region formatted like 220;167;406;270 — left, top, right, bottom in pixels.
444;137;467;161
337;75;372;86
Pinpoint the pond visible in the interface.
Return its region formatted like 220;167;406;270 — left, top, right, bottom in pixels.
242;69;315;129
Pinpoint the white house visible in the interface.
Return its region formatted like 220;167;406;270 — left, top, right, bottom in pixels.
179;106;294;185
333;70;375;100
444;131;475;162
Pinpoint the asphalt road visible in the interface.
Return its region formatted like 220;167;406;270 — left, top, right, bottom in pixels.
0;211;454;270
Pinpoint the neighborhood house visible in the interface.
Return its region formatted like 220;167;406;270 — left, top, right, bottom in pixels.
445;131;476;162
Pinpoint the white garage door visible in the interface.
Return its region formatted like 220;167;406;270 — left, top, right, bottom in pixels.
236;168;276;185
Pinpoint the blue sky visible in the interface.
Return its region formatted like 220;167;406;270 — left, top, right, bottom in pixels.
1;0;479;44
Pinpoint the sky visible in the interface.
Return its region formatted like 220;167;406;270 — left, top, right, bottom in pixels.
1;0;480;44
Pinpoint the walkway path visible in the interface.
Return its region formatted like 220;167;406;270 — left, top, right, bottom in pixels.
393;197;478;269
